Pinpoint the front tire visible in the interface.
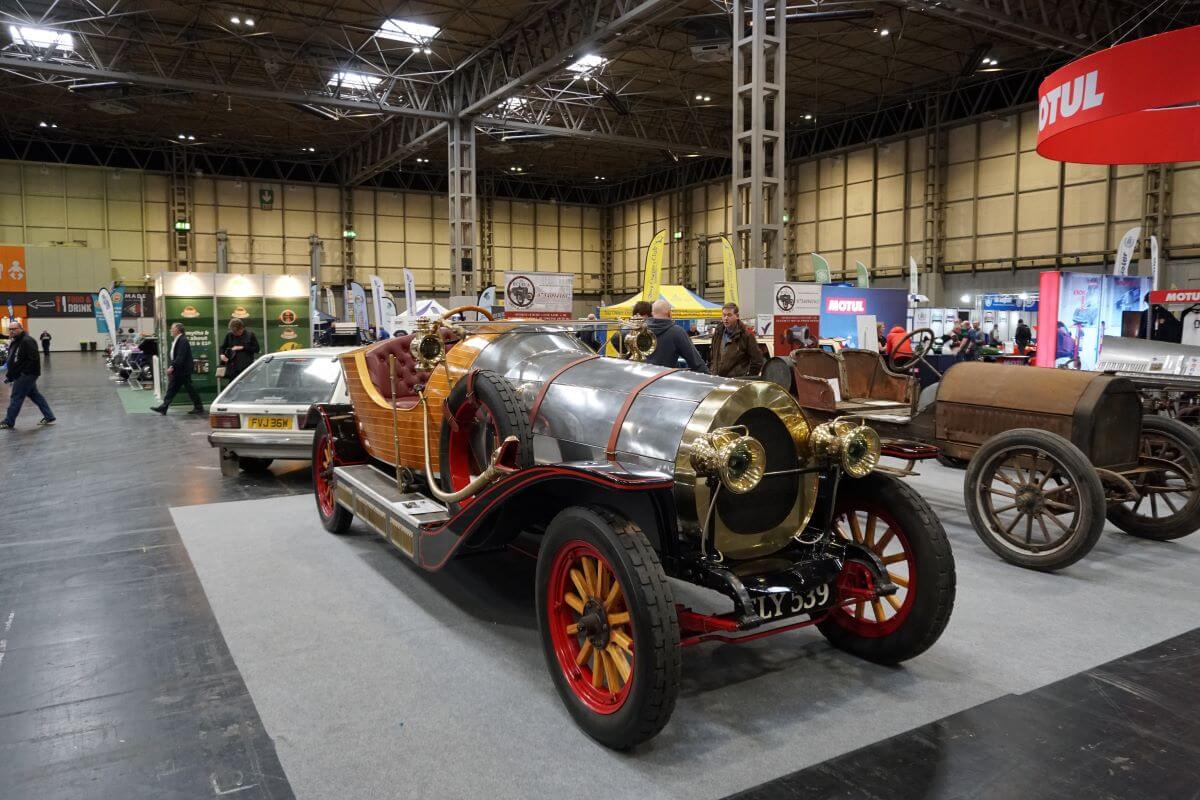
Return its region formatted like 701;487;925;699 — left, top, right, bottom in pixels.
818;473;955;664
965;428;1105;571
312;419;353;534
536;506;680;749
1107;415;1200;540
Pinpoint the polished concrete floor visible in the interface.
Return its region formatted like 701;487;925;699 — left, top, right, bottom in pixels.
2;353;1199;800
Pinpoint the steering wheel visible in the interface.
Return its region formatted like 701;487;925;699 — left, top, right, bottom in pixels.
440;305;494;321
887;328;940;377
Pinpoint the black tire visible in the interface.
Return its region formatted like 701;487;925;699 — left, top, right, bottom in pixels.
312;419;353;534
818;473;955;664
1107;415;1200;541
965;428;1105;571
935;452;968;469
238;456;273;473
438;369;534;514
536;506;680;750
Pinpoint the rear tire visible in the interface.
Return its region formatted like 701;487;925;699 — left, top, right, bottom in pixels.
312;419;352;534
1107;416;1200;540
965;428;1105;571
238;456;273;473
818;473;955;664
935;452;968;470
536;506;680;749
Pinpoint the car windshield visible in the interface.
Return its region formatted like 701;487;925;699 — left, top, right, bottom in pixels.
221;355;342;405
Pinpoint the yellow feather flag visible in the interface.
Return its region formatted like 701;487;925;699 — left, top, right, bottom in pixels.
642;230;667;304
720;236;739;306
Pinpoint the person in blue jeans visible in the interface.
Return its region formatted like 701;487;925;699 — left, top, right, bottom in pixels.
1;322;56;429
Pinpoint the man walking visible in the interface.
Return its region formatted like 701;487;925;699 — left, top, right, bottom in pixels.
1;322;56;429
644;299;707;372
151;322;205;415
1015;318;1032;353
709;302;765;378
39;329;52;355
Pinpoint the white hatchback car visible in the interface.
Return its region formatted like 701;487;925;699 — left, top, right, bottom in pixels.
208;347;352;474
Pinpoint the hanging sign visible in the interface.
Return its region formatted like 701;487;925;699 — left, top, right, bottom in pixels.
1036;25;1200;164
504;272;573;319
259;188;274;210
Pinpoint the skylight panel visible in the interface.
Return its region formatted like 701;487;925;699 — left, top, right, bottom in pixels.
375;19;440;44
9;25;75;51
566;54;607;74
327;71;382;91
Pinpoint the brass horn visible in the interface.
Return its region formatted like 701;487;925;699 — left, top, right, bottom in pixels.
689;425;767;494
623;321;657;362
413;317;446;372
810;418;881;478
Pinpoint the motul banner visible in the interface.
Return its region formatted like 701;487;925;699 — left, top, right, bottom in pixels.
1149;289;1200;305
1036;25;1200;164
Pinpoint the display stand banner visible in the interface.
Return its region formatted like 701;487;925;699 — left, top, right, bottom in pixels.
642;231;666;303
217;296;265;350
265;297;310;352
96;288;118;352
772;282;821;356
720;236;739;305
811;252;831;284
1114;226;1140;276
503;271;573;319
164;297;217;394
819;286;908;350
1036;25;1200;164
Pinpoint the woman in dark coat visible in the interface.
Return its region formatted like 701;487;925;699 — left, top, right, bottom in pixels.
219;318;260;382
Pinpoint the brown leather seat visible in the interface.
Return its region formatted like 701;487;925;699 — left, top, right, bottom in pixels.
841;349;912;404
784;348;915;415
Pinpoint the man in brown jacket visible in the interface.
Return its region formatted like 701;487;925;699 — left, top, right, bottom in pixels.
709;302;765;377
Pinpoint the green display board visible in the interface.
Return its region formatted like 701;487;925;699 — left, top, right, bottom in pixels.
216;296;266;366
163;296;218;397
264;297;311;352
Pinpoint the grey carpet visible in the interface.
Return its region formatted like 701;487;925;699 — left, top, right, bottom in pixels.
172;461;1200;800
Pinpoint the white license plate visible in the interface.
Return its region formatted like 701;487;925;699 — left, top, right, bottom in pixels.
753;584;832;622
246;415;293;430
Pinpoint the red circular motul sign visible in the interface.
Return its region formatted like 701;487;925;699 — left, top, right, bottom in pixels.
1036;25;1200;164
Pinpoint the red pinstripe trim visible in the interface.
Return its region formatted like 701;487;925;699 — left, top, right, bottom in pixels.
605;368;683;461
528;355;600;424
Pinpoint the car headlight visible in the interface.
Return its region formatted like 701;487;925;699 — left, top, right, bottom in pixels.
689;426;767;494
810;418;881;478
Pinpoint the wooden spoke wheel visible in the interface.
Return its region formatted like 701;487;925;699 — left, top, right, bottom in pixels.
965;428;1105;571
536;506;679;750
312;419;353;534
818;473;955;665
1108;416;1200;541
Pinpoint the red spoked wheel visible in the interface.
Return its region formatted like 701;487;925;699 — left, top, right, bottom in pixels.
438;370;533;511
536;506;680;749
817;472;955;664
546;541;635;714
312;418;353;534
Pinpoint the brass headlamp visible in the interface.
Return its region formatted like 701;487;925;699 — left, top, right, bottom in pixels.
689;425;766;494
810;418;881;478
413;317;446;372
622;320;657;362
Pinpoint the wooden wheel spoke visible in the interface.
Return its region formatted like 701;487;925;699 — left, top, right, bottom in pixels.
566;623;579;635
887;571;909;588
1150;492;1159;517
592;649;605;687
607;611;631;627
576;639;593;666
595;561;607;599
992;502;1019;514
1160;492;1180;514
884;593;902;611
1043;498;1077;513
848;512;864;543
605;644;631;683
993;470;1022;490
1043;510;1071;533
1037;514;1052;543
600;648;620;691
1042;484;1073;498
611;629;633;654
603;581;621;611
988;487;1018;499
874;528;896;554
882;551;908;566
569;569;590;602
564;592;585;615
864;513;878;550
582;558;598;597
1024;512;1034;544
871;599;886;621
854;601;865;620
1002;510;1027;537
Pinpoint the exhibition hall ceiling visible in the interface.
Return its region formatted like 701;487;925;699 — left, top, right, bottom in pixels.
0;0;1193;187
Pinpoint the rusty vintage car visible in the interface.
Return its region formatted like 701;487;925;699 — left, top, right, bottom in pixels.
308;308;956;749
763;330;1200;572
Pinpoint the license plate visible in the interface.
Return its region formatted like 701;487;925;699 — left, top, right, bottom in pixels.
246;415;293;430
753;584;832;623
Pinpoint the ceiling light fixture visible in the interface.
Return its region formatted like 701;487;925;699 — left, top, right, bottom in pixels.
567;53;607;74
9;25;75;51
375;19;440;44
327;71;382;91
244;18;255;27
804;113;813;120
695;93;703;100
879;28;889;36
230;16;240;24
960;294;971;303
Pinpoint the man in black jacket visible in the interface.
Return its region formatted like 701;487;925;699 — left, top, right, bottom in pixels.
219;318;260;382
151;322;205;415
2;322;56;429
1014;319;1032;352
644;299;708;372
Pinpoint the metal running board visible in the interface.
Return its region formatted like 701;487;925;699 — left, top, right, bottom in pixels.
333;464;450;560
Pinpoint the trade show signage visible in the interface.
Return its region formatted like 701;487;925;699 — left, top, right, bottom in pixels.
164;296;217;395
1113;226;1140;276
94;287;121;341
982;293;1038;311
1149;289;1200;305
1035;25;1200;164
1037;271;1149;369
811;252;831;284
819;286;908;349
642;230;667;304
216;296;265;353
265;297;311;352
504;271;574;319
772;282;821;356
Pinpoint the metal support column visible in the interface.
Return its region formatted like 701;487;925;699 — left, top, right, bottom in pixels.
732;0;785;272
600;205;615;304
1142;163;1173;283
480;174;495;292
308;233;322;287
921;98;947;305
448;118;478;297
674;188;693;286
340;185;355;288
169;146;193;271
215;229;229;273
784;160;799;280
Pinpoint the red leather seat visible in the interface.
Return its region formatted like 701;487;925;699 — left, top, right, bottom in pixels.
362;331;459;408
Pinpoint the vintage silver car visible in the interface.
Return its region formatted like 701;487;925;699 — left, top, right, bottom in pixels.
310;310;956;749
